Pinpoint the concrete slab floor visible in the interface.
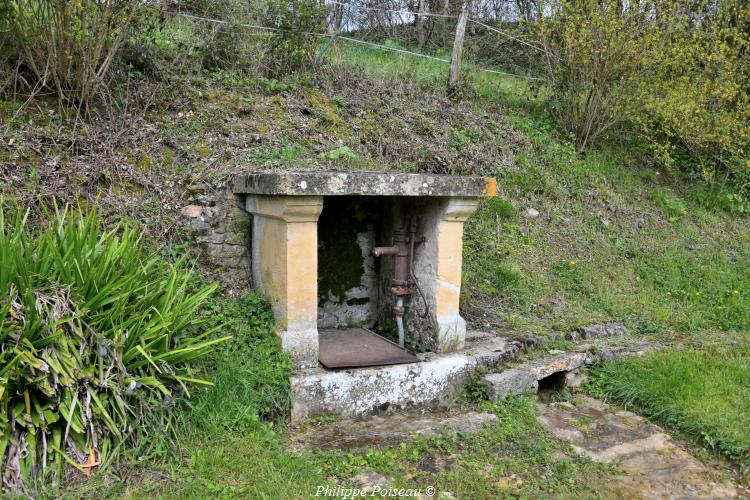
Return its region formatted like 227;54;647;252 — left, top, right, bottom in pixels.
287;408;498;453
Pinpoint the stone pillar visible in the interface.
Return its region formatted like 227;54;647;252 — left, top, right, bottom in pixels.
432;197;479;352
245;195;324;369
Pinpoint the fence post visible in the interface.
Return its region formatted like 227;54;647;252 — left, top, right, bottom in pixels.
448;0;470;95
315;1;350;65
417;0;427;47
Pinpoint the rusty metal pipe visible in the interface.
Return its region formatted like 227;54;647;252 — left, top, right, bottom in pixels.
373;228;412;287
372;245;400;257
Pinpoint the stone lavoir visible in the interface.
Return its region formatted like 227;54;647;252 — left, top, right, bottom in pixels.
232;171;498;421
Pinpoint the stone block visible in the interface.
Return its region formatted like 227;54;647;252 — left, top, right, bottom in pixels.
233;171;497;197
482;369;539;402
525;352;591;380
577;321;628;339
563;369;587;388
246;195;324;369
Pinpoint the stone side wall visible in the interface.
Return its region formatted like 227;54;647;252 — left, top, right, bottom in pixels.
181;185;251;287
376;197;478;353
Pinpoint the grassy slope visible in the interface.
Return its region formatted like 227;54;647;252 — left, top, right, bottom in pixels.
3;42;747;336
346;45;750;336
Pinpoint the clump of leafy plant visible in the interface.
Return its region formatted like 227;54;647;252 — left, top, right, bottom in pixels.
0;205;227;493
264;0;326;77
6;0;138;105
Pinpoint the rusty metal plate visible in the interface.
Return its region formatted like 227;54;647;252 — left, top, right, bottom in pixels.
318;328;419;368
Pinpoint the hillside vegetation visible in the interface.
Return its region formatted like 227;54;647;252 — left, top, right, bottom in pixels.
1;0;749;494
3;40;747;337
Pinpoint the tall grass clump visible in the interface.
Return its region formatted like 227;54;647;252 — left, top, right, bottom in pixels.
0;205;227;493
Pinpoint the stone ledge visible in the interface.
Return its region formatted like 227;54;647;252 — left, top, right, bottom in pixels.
233;171;497;197
572;321;629;340
290;331;521;422
482;343;657;403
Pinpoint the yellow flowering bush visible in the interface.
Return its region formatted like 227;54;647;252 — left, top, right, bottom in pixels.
534;0;750;207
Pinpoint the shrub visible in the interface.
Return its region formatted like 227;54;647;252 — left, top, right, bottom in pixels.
123;1;269;80
534;0;644;150
263;0;326;78
6;0;138;105
0;205;227;493
533;0;750;206
627;1;750;204
182;0;266;72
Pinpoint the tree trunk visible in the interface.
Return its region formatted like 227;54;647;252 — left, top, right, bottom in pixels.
448;0;470;95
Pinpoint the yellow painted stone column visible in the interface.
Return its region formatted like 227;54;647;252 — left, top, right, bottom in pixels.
433;197;480;352
245;195;324;368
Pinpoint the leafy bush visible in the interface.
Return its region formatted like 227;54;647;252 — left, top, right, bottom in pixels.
628;1;750;205
5;0;138;104
534;0;643;150
533;0;750;207
183;0;266;72
123;1;271;80
0;206;226;493
264;0;326;78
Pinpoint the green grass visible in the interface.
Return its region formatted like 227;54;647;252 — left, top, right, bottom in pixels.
587;341;750;470
67;296;619;498
331;40;534;106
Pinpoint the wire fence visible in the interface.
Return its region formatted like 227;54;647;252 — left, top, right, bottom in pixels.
164;2;545;82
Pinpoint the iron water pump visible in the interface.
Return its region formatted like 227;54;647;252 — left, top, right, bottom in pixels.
371;215;428;347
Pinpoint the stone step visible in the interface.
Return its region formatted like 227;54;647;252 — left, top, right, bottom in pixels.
482;352;591;402
539;396;744;497
287;408;498;452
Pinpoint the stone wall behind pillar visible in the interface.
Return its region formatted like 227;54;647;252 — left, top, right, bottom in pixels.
181;184;251;288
